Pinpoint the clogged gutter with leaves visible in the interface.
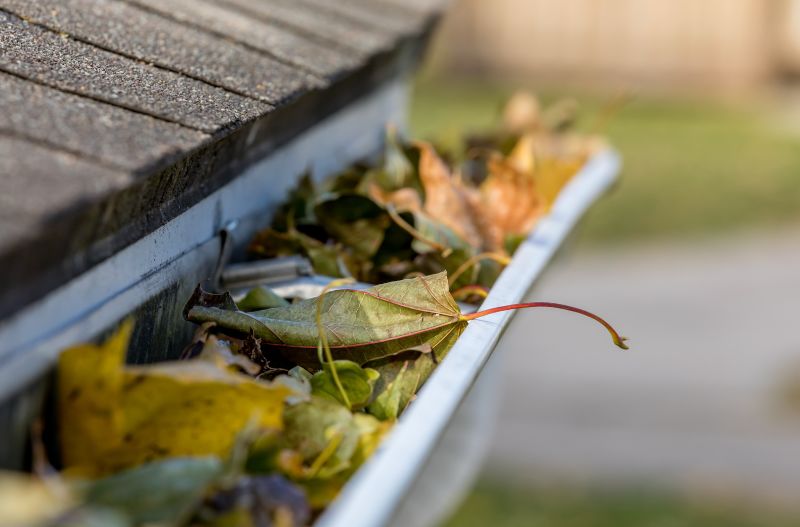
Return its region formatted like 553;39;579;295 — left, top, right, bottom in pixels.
1;94;628;527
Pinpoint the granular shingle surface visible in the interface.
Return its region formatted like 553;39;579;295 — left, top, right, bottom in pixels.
0;72;209;171
218;0;393;54
0;0;319;104
0;134;131;246
126;0;361;79
0;11;269;132
297;0;429;35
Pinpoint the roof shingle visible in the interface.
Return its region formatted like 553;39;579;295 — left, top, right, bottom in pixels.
0;0;320;103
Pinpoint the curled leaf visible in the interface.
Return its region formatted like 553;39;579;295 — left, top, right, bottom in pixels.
58;322;295;476
187;272;467;369
368;182;422;213
83;457;224;525
311;361;379;410
376;126;415;190
365;345;436;421
477;154;545;250
282;397;389;508
314;193;389;259
187;272;629;375
237;286;290;311
416;142;484;248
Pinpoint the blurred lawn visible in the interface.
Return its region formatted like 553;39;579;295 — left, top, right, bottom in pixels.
410;79;800;245
443;481;799;527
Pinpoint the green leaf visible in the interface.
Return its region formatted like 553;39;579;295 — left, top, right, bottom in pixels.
282;398;388;508
366;346;436;421
314;193;389;259
441;248;479;290
236;286;289;311
186;272;467;370
83;457;224;525
409;211;473;256
325;166;370;194
504;232;526;255
283;398;362;478
248;227;301;259
374;127;415;191
477;257;505;289
310;360;379;410
288;365;313;385
381;205;466;259
272;173;316;232
51;507;131;527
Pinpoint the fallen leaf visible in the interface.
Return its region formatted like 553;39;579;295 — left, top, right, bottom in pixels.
237;286;290;311
365;345;436;420
0;471;75;526
271;173;316;233
416;142;484;248
477;153;545;250
187;272;467;370
535;156;584;209
372;126;415;191
283;398;362;478
82;457;224;525
58;322;295;476
310;360;379;410
313;193;389;259
367;182;422;213
282;397;389;508
200;474;311;527
188;271;629;374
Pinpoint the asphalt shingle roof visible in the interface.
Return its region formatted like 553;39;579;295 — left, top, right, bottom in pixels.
0;0;442;316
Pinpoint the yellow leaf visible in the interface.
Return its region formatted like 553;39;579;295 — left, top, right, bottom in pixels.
507;133;536;174
58;322;294;477
503;134;587;215
0;471;74;526
58;320;130;470
536;157;583;209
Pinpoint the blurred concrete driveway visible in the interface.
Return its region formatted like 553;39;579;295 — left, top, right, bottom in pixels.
487;226;800;504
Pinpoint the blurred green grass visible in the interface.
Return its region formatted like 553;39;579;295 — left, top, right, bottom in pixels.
442;481;799;527
410;79;800;245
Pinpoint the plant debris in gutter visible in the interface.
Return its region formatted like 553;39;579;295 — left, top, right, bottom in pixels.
3;93;627;527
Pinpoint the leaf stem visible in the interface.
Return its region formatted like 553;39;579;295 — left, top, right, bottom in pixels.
448;252;512;287
316;278;356;408
386;204;452;256
451;284;489;301
462;302;629;349
307;430;343;477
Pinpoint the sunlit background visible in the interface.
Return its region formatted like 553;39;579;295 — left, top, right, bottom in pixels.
410;1;800;525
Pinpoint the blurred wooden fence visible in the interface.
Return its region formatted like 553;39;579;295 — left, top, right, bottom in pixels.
431;0;800;92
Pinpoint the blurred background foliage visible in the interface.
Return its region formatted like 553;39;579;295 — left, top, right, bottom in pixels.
411;79;800;246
